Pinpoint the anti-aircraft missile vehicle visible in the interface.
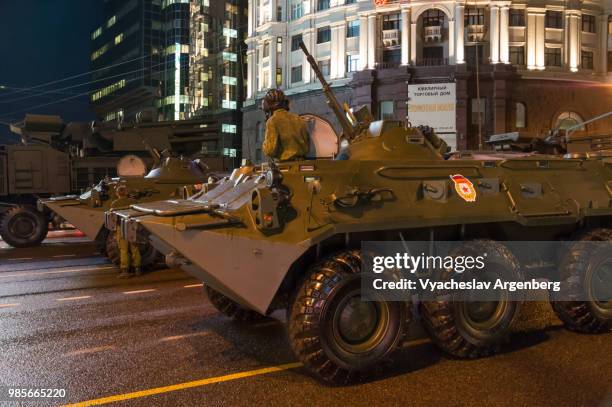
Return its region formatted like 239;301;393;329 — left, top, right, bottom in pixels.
39;150;212;267
109;43;612;384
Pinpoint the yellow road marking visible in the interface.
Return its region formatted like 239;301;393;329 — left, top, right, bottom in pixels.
0;266;115;278
57;296;92;302
8;257;33;261
53;254;77;258
402;338;431;348
64;345;116;357
122;289;156;295
159;332;209;342
63;362;303;406
183;283;203;288
0;303;19;308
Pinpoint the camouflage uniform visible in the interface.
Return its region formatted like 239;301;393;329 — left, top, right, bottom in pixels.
111;196;141;277
263;108;310;161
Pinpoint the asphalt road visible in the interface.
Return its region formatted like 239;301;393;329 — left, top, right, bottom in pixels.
0;238;611;407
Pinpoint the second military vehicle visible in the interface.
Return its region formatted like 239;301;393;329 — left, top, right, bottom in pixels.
110;44;611;384
40;150;211;267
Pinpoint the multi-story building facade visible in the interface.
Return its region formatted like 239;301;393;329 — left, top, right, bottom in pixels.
243;0;612;161
188;0;246;164
90;0;191;123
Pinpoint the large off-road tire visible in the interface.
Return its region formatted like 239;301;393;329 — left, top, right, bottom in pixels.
105;229;162;270
288;250;411;385
421;240;523;359
205;285;264;322
0;205;48;248
552;228;612;333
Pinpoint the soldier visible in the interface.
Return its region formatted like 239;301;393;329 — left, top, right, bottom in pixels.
262;89;310;161
111;184;142;278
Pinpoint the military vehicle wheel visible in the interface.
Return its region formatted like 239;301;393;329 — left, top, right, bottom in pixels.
421;240;523;358
205;285;264;322
0;205;48;248
105;230;162;269
288;250;410;385
552;229;612;333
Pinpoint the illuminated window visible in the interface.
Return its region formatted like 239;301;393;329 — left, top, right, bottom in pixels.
581;15;596;33
222;124;237;133
318;59;330;76
92;27;102;40
290;1;303;20
545;47;561;67
91;44;110;61
91;79;126;101
509;46;525;65
347;20;359;37
223;27;238;38
347;54;359;72
291;34;302;51
581;51;594;69
556;111;584;130
107;15;116;28
317;0;330;11
222;76;237;85
509;9;525;27
263;42;270;58
545;11;562;29
464;8;484;26
380;101;394;120
277;37;283;53
383;14;400;30
291;66;302;83
114;33;124;45
276;68;283;86
515;102;526;128
423;9;445;27
317;26;331;44
222;52;237;61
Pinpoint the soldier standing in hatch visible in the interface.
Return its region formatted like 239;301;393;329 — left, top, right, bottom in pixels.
111;184;142;278
262;89;310;161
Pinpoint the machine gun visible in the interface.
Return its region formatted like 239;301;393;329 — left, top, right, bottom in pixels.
298;42;358;142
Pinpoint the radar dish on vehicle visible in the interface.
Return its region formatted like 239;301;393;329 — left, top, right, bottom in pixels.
117;155;147;177
301;114;338;159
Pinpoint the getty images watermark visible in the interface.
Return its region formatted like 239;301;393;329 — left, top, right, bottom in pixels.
360;241;612;302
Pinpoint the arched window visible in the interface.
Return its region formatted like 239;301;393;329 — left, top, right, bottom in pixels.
555;111;585;131
515;102;526;128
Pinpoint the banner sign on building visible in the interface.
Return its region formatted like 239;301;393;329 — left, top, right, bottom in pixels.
407;82;457;142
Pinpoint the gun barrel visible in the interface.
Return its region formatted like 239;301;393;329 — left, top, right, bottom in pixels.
298;42;355;140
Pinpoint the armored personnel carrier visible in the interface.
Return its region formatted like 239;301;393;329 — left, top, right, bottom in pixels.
39;150;211;267
110;43;611;384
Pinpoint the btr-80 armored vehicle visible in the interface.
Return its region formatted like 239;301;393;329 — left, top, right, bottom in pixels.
40;151;211;267
110;44;612;384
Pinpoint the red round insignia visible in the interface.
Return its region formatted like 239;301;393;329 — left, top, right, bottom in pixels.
450;174;477;202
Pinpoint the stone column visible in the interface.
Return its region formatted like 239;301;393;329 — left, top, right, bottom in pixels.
248;0;253;35
410;22;417;64
455;4;465;64
448;19;455;63
535;11;545;69
401;8;410;65
490;5;500;63
269;36;277;88
257;43;264;90
499;6;510;63
600;14;609;73
270;0;277;22
368;14;377;69
336;23;346;77
247;49;254;98
567;10;581;72
359;15;369;70
526;9;537;69
302;30;313;83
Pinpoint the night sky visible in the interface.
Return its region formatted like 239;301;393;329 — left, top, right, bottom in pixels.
0;0;103;143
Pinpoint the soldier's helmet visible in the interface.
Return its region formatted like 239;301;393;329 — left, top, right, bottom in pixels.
262;89;287;114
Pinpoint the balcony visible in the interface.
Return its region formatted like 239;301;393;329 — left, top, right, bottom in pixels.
382;29;400;47
466;24;485;42
415;58;448;67
424;25;442;42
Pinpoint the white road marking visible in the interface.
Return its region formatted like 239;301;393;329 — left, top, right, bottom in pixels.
57;295;92;302
159;332;210;342
0;266;115;278
0;303;20;309
184;283;204;288
123;289;156;295
64;345;116;356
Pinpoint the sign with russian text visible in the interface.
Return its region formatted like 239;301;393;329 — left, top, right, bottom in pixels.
407;83;456;133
